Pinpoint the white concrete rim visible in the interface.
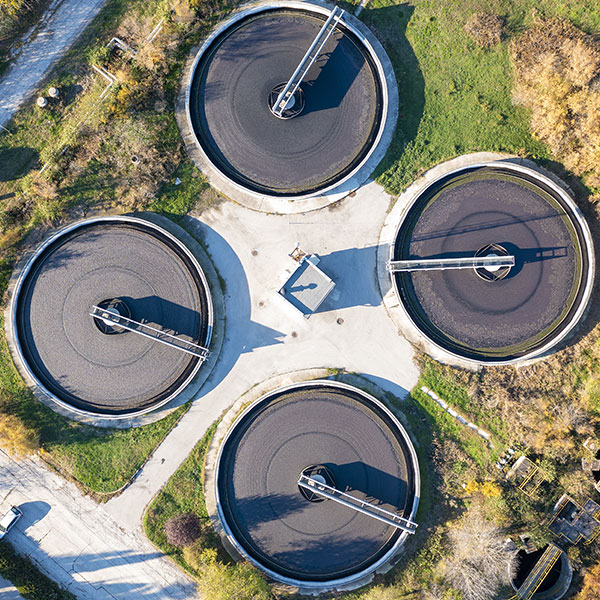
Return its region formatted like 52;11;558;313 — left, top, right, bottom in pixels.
8;215;214;420
184;0;392;205
213;379;421;591
386;159;595;367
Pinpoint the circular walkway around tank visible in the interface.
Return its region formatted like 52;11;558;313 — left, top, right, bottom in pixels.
390;162;594;364
186;2;386;199
215;380;419;587
11;216;213;417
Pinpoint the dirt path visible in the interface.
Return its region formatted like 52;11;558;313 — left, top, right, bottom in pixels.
0;0;107;129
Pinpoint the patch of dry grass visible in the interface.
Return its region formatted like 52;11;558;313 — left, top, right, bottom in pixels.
464;13;504;48
511;17;600;187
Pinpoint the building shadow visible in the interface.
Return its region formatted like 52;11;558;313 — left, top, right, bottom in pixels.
182;218;285;396
302;36;362;115
314;245;383;312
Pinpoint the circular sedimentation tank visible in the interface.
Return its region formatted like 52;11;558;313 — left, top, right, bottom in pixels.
186;2;388;198
215;381;420;588
11;216;213;417
391;162;594;364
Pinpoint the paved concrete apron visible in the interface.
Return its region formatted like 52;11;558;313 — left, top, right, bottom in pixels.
105;181;420;530
0;0;107;128
0;450;197;599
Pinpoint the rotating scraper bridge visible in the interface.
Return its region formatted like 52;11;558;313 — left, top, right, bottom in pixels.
215;381;420;587
389;162;594;364
11;216;213;417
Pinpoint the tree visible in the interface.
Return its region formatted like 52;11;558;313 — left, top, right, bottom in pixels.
444;507;514;600
164;513;202;547
196;549;272;600
0;413;39;457
0;1;35;18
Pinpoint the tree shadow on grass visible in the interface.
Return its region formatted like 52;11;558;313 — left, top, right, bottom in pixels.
360;3;424;180
0;147;39;182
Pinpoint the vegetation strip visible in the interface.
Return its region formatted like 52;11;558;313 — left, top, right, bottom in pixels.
0;540;75;600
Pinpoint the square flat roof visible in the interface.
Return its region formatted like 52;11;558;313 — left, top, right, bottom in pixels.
549;496;600;544
279;256;335;317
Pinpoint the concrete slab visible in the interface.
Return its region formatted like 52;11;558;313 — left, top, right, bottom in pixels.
0;450;197;599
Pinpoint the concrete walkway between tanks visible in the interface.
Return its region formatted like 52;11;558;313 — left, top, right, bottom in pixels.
104;180;420;530
0;0;107;129
0;450;197;599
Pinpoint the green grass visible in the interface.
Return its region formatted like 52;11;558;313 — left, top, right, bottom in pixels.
0;540;75;600
144;421;220;563
362;0;600;194
0;314;188;495
150;159;211;218
420;359;509;440
0;0;233;496
412;386;492;469
410;359;507;470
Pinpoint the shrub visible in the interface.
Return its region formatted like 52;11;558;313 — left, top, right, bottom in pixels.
0;0;35;18
196;549;272;600
464;13;504;48
359;584;406;600
164;513;202;547
511;17;600;187
574;561;600;600
0;413;39;457
0;540;75;600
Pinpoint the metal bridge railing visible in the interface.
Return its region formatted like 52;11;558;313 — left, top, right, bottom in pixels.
516;544;562;600
387;255;515;272
90;305;209;359
272;6;344;116
297;474;418;534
